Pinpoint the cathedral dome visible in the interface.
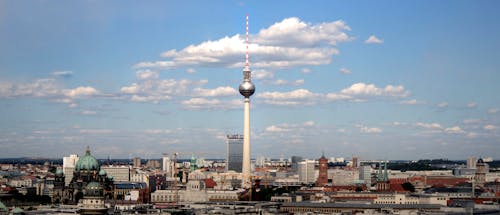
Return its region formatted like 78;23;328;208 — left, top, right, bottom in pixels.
75;146;100;171
84;181;103;197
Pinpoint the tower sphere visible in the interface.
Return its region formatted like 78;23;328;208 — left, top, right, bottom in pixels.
239;81;255;98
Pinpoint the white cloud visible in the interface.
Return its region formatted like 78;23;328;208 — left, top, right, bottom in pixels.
437;102;448;108
136;70;159;80
466;132;478;139
192;86;237;97
267;79;304;86
483;125;497;130
339;67;351;74
400;99;424;105
135;17;353;70
467;102;477;108
444;126;465;134
81;110;97;115
265;125;290;133
360;126;382;133
120;79;208;103
79;129;114;134
415;122;443;130
257;82;409;106
301;68;312;74
325;83;409;102
257;89;320;106
365;35;383;44
51;70;73;77
181;98;241;110
253;70;274;80
263;121;316;134
488;108;499;114
303;121;315;127
64;86;99;98
186;68;196;74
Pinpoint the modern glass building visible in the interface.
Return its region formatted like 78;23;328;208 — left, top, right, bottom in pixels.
226;134;243;172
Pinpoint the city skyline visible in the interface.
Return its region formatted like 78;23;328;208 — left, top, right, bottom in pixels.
1;1;499;160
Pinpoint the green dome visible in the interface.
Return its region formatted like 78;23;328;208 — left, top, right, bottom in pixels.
0;201;7;212
12;207;24;213
55;169;64;175
75;146;99;171
99;169;107;176
85;182;103;197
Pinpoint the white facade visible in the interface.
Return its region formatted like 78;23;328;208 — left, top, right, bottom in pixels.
101;165;130;182
63;154;79;186
151;180;239;203
359;165;372;186
298;160;316;184
162;156;173;177
374;194;448;206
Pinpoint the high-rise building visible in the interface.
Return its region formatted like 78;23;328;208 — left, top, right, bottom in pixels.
291;156;303;173
226;135;243;172
352;156;359;168
63;154;79;186
162;154;173;177
475;158;488;188
298;160;316;184
359;165;372;186
316;154;328;186
238;15;256;188
467;156;477;169
133;157;141;168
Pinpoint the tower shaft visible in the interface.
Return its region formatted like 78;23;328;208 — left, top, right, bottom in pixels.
242;98;251;188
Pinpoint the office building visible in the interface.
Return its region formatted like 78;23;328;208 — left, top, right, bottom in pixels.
298;160;316;184
63;154;79;186
226;134;243;172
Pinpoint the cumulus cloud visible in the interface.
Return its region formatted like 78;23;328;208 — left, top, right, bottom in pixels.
192;86;237;97
263;121;316;134
326;83;409;102
136;70;159;80
120;79;208;103
488;108;499;114
301;68;313;74
483;125;497;130
253;70;274;80
186;68;196;74
257;82;409;106
135;17;353;70
266;79;304;86
64;86;99;98
467;102;477;108
415;122;443;130
180;98;241;110
400;99;424;105
365;35;384;44
0;78;100;106
360;126;382;133
339;67;351;74
257;89;321;106
437;102;448;108
444;126;465;134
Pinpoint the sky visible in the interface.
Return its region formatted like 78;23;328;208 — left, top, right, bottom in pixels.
1;1;499;160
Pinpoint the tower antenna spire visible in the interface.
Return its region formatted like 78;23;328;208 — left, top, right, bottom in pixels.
245;14;249;68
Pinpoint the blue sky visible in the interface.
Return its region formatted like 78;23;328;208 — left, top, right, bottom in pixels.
1;0;499;160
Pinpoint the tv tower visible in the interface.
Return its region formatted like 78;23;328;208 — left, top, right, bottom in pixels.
239;15;255;188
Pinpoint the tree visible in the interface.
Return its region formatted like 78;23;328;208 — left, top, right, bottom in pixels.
401;182;415;192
